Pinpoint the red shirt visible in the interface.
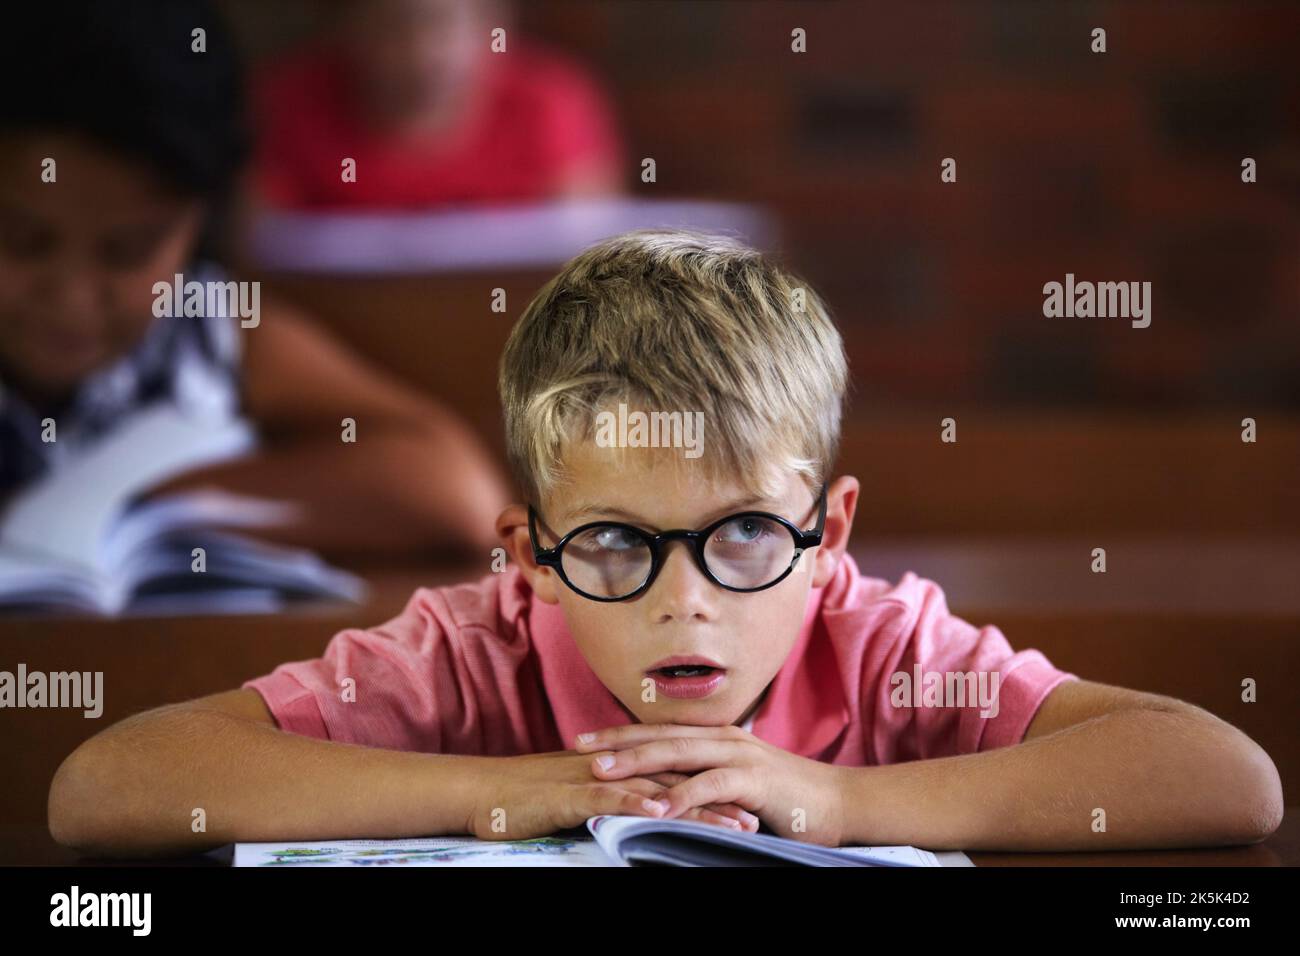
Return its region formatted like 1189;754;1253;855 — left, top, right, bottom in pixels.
253;40;624;209
244;554;1076;764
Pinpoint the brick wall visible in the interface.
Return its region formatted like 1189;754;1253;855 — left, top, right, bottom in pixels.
517;0;1300;411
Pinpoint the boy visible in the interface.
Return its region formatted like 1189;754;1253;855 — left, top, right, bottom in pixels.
1;1;509;554
254;0;625;209
49;230;1283;856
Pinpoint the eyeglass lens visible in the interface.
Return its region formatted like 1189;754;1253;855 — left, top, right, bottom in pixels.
559;515;798;598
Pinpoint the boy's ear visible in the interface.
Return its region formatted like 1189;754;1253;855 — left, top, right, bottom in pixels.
811;475;859;588
496;504;562;604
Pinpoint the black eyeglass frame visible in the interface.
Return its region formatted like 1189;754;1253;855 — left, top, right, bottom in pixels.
528;485;828;602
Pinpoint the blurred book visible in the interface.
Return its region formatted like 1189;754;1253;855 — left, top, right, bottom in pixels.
0;404;365;616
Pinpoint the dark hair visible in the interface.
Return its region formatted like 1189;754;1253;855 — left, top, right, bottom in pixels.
0;0;250;203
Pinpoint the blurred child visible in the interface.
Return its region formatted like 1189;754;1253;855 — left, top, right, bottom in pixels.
253;0;625;209
0;1;510;555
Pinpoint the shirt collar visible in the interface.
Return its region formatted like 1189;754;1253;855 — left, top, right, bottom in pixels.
527;566;852;760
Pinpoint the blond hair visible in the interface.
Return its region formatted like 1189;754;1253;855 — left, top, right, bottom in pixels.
499;228;848;502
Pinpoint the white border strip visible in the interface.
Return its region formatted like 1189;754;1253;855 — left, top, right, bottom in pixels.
249;199;777;274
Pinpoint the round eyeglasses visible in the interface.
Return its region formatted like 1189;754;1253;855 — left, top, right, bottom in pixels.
528;486;827;602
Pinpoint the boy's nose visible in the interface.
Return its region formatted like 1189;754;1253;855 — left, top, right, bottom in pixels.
649;541;715;623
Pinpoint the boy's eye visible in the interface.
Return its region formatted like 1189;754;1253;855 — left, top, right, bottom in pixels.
570;526;644;553
590;527;643;551
714;517;772;544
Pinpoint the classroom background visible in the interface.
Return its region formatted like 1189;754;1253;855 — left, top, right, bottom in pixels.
2;0;1297;863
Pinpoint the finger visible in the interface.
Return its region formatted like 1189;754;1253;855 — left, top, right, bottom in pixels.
590;737;748;780
657;769;757;819
679;807;746;831
699;802;761;831
639;774;758;830
644;772;691;787
575;722;742;752
579;783;670;822
617;777;671;799
623;774;702;797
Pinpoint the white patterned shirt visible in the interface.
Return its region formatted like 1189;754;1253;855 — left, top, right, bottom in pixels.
0;263;243;494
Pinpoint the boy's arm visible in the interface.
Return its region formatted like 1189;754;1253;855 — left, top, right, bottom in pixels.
47;689;486;858
837;679;1284;851
48;688;745;859
153;303;511;556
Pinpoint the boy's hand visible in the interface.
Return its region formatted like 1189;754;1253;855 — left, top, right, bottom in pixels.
464;750;762;840
575;724;847;846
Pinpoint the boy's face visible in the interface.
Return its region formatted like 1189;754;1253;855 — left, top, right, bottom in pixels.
518;442;848;730
0;134;203;401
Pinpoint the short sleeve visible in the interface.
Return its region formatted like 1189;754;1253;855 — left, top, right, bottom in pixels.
243;585;527;755
533;54;624;185
866;575;1078;762
248;52;329;208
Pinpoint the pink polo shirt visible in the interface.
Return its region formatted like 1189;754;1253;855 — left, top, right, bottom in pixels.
243;555;1077;763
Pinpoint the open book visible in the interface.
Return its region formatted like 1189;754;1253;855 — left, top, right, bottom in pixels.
0;404;365;615
234;816;969;867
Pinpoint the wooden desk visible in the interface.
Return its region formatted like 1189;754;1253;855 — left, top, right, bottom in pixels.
969;813;1299;865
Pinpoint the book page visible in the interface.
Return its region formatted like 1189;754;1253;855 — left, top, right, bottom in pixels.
587;815;949;867
235;836;613;867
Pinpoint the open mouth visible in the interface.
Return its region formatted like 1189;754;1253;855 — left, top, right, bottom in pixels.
651;664;719;678
645;659;727;699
